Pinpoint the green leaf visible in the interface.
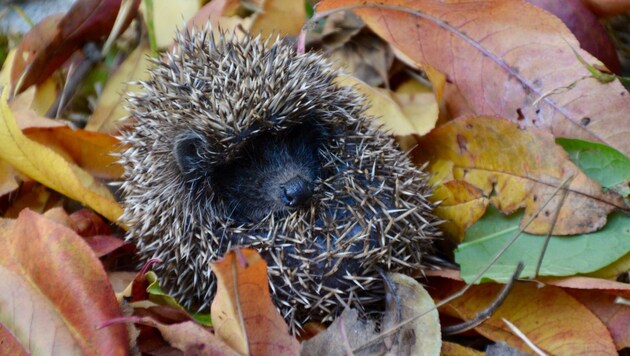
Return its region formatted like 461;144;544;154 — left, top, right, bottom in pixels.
556;137;630;190
455;206;630;283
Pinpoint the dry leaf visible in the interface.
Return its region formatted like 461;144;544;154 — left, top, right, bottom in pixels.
317;0;630;156
0;209;128;354
413;116;626;235
432;180;489;243
210;248;300;356
249;0;307;37
0;89;123;222
336;75;439;136
86;43;152;133
429;276;618;354
136;317;239;355
301;273;441;355
24;126;123;180
144;0;200;48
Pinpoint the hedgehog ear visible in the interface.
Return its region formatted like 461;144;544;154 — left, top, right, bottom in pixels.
173;131;208;176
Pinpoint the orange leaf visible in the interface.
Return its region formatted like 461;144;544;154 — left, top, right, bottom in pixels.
430;277;617;354
0;89;123;223
210;248;300;355
316;0;630;156
0;209;128;354
413;116;625;235
432;180;489;242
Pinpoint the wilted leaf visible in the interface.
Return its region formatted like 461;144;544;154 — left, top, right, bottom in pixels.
337;75;439;136
249;0;307;37
566;289;630;350
432;180;489;243
456;207;630;282
0;160;19;197
210;248;300;355
317;0;630;156
3;182;55;218
526;0;620;73
0;323;29;356
145;0;200;48
0;89;123;222
0;209;128;354
413;116;626;235
10;14;63;93
87;43;152;133
12;0;140;94
441;341;484;355
381;273;441;355
302;274;440;356
429;276;617;354
556;138;630;192
24;126;123;180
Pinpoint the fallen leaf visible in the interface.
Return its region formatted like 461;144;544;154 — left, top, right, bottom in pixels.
302;273;441;355
413;116;626;235
24;126;123;180
316;0;630;156
456;207;630;282
566;289;630;350
86;43;152;133
0;209;129;354
429;276;618;354
337;75;439;136
249;0;307;37
3;182;55;218
588;252;630;280
0;323;29;356
0;160;19;197
441;341;484;355
12;0;140;93
556;137;630;192
144;0;200;48
0;88;123;222
210;248;300;355
432;180;489;243
581;0;630;17
381;273;441;355
526;0;620;73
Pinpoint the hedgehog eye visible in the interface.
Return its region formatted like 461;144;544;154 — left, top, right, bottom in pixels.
173;131;208;176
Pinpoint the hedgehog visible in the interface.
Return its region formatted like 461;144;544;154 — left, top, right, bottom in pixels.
119;28;441;331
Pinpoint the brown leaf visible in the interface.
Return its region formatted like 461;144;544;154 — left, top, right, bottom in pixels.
429;277;618;354
526;0;620;73
0;323;29;356
316;0;630;156
0;209;129;354
210;248;300;355
413;116;626;235
12;0;140;94
441;341;484;356
302;274;441;356
567;289;630;350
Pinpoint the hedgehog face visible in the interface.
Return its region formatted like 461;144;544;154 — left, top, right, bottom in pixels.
120;29;440;331
176;120;325;222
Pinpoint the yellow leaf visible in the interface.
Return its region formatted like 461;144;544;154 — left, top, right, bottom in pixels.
0;88;123;222
144;0;201;48
87;43;152;133
336;75;439;136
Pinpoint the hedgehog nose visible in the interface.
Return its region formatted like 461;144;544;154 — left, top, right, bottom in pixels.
281;176;313;208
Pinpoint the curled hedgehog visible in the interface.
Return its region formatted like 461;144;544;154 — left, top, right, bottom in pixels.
119;28;441;330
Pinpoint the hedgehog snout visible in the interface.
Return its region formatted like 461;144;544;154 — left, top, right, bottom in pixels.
280;175;314;207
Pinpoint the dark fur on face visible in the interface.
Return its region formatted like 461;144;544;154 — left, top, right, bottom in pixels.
175;120;326;222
